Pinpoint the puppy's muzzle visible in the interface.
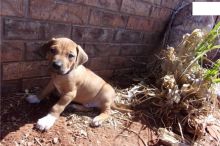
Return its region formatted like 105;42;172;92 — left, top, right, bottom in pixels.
52;61;62;70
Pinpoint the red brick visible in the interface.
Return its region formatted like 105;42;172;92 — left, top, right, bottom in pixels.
84;0;122;11
161;0;180;9
56;0;84;3
57;0;122;11
4;18;42;40
126;56;152;72
1;0;24;16
72;26;84;42
156;20;169;32
121;0;151;17
94;70;113;79
113;68;133;75
72;26;114;42
89;9;128;28
22;77;50;90
127;16;155;31
30;0;89;24
150;7;173;21
142;32;162;44
113;30;143;43
43;23;71;39
2;61;50;80
22;61;50;78
0;17;2;41
84;44;120;57
109;56;134;69
134;56;149;62
1;41;24;62
87;57;109;70
1;80;22;95
120;45;148;56
142;0;161;5
4;18;72;40
25;41;46;61
2;62;22;80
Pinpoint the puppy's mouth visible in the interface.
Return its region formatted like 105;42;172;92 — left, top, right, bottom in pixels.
50;66;70;75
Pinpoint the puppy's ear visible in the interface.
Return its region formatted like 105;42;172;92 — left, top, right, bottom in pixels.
76;45;88;67
36;38;56;58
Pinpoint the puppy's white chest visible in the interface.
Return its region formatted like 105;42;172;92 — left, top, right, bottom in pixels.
54;83;62;94
53;78;71;94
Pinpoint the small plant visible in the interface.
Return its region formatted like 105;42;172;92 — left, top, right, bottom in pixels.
204;59;220;83
195;22;220;83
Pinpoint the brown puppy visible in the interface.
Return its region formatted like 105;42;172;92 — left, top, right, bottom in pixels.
26;38;119;130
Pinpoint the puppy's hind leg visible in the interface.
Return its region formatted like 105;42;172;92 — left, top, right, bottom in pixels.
91;105;111;127
90;83;114;127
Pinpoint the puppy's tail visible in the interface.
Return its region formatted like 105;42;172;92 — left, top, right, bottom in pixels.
111;102;133;113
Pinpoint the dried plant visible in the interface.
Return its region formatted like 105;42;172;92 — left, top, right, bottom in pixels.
116;22;220;145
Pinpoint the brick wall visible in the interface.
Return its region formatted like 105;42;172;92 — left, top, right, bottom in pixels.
1;0;182;94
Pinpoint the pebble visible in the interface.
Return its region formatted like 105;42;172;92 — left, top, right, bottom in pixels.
53;137;59;144
80;130;88;137
27;141;33;146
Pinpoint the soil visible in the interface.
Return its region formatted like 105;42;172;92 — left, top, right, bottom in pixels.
0;93;158;146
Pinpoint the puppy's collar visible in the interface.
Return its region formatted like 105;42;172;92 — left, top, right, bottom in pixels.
63;69;72;75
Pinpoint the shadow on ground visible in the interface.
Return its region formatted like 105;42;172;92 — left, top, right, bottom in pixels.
1;92;159;146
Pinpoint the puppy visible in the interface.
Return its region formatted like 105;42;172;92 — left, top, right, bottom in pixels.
26;38;130;131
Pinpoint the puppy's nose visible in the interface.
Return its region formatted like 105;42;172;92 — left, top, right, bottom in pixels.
52;61;62;70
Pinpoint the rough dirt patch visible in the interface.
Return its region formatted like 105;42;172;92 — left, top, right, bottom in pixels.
0;94;158;146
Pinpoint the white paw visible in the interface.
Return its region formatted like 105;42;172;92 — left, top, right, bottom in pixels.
26;94;41;103
36;114;57;131
91;117;103;127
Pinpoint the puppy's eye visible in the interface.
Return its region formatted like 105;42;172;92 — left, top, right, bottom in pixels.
68;54;75;59
50;48;57;54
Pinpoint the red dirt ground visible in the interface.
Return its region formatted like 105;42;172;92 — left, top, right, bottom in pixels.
0;93;159;146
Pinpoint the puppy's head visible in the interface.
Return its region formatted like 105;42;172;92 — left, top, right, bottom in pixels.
41;38;88;75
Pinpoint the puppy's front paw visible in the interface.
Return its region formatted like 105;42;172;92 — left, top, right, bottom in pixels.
36;114;57;131
26;94;41;103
